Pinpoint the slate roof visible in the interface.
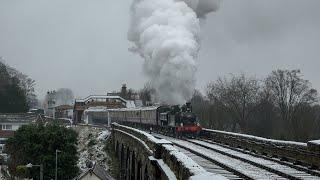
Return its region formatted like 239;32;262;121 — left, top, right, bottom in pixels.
0;113;39;123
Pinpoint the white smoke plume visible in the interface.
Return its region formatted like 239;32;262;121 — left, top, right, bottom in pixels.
128;0;220;105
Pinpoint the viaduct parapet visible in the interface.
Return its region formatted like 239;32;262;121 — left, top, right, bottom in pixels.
111;123;224;180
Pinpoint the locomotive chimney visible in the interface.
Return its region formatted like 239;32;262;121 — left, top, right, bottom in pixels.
186;102;192;112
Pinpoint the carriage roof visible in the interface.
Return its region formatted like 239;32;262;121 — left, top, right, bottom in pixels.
84;106;160;113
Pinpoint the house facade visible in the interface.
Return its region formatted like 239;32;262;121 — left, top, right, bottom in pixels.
0;113;39;152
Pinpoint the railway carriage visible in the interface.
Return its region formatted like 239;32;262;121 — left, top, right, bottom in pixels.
83;102;201;136
108;106;158;125
108;102;202;136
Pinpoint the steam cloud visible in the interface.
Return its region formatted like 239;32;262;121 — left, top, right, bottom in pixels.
128;0;220;105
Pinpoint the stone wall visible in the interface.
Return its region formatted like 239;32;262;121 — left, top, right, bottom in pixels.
111;123;221;180
201;128;320;168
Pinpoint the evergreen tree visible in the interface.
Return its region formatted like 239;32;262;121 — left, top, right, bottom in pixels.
0;62;29;112
5;123;79;179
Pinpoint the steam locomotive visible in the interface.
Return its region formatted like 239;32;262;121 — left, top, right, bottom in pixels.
103;102;202;136
158;102;202;136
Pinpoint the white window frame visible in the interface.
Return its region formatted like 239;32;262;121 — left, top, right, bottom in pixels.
2;124;12;130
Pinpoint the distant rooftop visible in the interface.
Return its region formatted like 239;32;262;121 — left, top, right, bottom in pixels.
85;105;159;113
0;113;39;123
53;104;73;109
75;95;127;103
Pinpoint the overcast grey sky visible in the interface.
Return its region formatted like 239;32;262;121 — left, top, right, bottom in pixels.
1;0;320;99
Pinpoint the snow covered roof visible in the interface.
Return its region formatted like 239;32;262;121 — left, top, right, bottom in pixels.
75;95;127;103
108;106;159;112
75;95;138;108
53;104;73;110
84;106;159;113
83;107;109;114
126;100;136;108
0;113;39;123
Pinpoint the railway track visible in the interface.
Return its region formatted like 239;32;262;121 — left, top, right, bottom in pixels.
198;138;320;177
83;123;320;179
153;133;320;180
174;145;244;180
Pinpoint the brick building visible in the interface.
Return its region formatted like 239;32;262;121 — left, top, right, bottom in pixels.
73;95;128;124
54;105;73;119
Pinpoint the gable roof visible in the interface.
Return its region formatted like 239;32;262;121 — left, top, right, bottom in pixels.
75;95;127;104
0;113;39;123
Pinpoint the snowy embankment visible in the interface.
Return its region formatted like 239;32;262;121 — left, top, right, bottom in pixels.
73;125;111;172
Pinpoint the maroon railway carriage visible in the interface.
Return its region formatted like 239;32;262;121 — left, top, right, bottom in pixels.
108;102;202;136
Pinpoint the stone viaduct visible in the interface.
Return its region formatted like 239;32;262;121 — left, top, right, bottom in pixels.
111;123;320;180
111;123;221;180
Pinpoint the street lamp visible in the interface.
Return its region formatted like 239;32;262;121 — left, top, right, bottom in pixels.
26;163;43;180
55;149;61;180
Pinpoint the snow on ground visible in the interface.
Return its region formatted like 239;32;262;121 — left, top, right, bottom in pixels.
154;133;283;179
309;139;320;145
73;125;111;172
189;172;227;180
98;130;111;141
203;128;307;147
162;144;206;175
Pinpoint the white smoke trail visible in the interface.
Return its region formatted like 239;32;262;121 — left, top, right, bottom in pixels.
128;0;220;105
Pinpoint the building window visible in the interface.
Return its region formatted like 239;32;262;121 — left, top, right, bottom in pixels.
2;125;12;130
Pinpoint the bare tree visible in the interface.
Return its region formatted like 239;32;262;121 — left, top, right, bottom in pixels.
17;75;37;108
56;88;74;105
206;74;261;133
43;88;74;109
139;83;155;106
265;69;318;137
191;90;227;130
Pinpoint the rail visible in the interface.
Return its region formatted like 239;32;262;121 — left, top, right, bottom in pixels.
201;128;320;168
112;123;226;180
